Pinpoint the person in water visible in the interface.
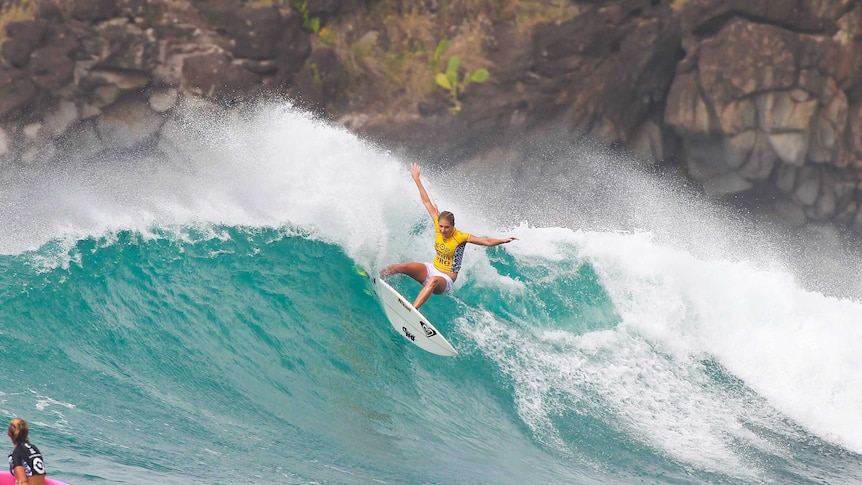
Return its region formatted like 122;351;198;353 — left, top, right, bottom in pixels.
380;163;517;309
7;418;46;485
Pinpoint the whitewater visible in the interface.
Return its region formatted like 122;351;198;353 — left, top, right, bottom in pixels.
0;100;860;484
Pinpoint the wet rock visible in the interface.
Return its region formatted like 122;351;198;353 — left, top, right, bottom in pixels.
41;101;80;139
530;2;680;142
230;6;285;60
72;0;119;22
29;45;75;90
291;48;345;113
1;19;49;68
182;52;262;99
274;9;312;87
794;165;822;206
0;127;10;155
0;67;38;120
149;89;179;113
96;98;164;149
93;22;160;72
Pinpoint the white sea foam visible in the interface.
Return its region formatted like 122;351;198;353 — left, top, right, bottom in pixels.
462;225;862;480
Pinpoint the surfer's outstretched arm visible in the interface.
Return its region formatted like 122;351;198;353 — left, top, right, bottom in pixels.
468;235;518;247
411;163;439;220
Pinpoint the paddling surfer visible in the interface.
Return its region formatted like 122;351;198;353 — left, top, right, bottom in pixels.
380;163;517;309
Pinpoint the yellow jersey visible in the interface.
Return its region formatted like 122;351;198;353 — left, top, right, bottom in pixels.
432;217;471;273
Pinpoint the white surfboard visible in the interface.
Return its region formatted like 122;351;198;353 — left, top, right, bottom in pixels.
371;274;458;356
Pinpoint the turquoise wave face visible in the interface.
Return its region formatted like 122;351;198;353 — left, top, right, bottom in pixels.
0;227;598;484
2;227;861;485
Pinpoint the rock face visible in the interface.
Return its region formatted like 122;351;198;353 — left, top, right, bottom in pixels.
665;1;862;227
0;0;342;164
3;0;862;235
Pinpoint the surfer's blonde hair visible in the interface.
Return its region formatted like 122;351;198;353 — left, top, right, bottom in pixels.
7;417;29;444
439;211;455;225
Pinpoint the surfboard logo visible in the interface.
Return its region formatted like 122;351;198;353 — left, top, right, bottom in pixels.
397;298;412;312
402;326;416;341
419;321;437;338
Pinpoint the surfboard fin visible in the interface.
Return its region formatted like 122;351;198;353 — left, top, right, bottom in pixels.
353;265;369;278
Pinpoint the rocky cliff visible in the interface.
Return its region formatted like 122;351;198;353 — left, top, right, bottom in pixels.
2;0;862;235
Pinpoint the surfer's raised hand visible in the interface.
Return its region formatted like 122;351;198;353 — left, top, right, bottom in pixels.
411;162;439;219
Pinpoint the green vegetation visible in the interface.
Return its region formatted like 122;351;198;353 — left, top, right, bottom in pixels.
432;39;489;112
312;0;579;116
670;0;690;11
0;0;36;44
291;0;320;34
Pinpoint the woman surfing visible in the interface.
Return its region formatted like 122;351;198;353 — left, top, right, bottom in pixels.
380;163;517;309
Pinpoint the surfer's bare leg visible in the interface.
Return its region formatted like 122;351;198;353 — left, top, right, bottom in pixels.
380;262;427;284
413;276;446;309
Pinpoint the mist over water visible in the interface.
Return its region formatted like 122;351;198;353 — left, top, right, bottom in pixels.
0;100;860;484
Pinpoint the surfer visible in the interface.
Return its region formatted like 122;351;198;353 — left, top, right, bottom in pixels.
380;163;517;309
7;418;46;485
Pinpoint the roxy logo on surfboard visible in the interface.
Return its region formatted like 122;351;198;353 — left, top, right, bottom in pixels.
419;321;437;338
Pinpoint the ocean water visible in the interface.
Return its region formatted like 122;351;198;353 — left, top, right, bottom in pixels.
1;101;861;484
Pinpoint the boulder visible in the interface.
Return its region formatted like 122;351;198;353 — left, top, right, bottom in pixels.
794;165;822;206
697;20;797;112
29;45;76;90
679;0;846;35
58;120;105;164
274;10;312;87
182;52;262;99
149;89;179;113
530;2;680;142
41;101;80;139
305;0;343;17
96;98;164;149
0;127;10;155
0;67;38;120
666;71;716;136
1;19;49;68
739;131;779;181
230;6;285;60
72;0;119;22
664;12;858;210
291;48;345;113
192;0;242;28
93;22;160;72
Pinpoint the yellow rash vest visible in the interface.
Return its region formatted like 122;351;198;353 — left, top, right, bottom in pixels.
432;217;471;273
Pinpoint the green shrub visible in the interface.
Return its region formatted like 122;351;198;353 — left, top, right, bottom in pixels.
291;0;320;33
432;39;489;112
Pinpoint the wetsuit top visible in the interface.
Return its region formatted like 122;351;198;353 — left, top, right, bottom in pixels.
8;442;45;477
432;217;471;273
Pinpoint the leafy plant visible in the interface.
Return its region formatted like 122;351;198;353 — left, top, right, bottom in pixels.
0;0;36;44
318;26;335;46
432;39;489;112
291;0;320;33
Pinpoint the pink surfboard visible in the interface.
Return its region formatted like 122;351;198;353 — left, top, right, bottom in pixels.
0;475;70;485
